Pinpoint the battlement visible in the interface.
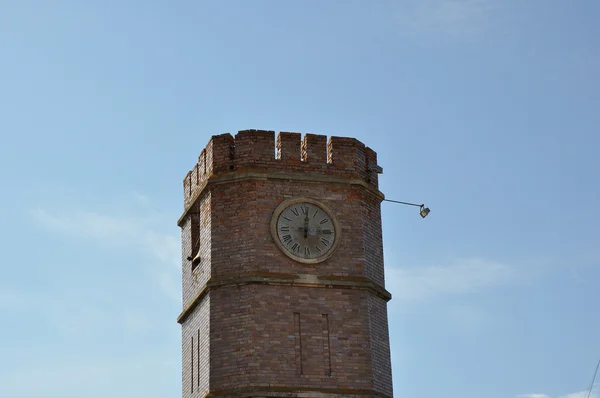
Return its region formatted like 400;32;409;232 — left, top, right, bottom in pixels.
183;130;381;206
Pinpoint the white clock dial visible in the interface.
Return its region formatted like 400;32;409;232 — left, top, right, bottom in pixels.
271;198;340;263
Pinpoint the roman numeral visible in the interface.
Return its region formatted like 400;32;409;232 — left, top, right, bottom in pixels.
282;234;292;244
320;238;330;246
279;225;290;232
304;247;311;257
319;218;329;224
291;207;299;216
313;209;319;218
322;229;332;235
291;242;300;253
283;215;292;222
315;245;322;253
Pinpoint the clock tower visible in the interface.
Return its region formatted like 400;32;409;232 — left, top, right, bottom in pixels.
177;130;393;398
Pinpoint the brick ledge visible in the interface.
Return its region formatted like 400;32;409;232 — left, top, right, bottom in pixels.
177;273;392;324
204;386;392;398
178;170;384;226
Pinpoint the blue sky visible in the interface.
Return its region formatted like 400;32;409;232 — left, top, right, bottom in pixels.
1;1;599;397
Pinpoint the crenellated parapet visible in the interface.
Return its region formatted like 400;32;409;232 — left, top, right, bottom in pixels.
183;130;382;208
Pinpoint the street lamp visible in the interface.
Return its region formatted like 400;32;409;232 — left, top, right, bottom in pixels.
383;199;431;218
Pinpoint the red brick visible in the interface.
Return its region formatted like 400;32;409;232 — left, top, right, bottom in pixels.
179;131;392;398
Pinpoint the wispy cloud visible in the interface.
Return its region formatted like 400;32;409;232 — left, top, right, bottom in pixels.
443;302;491;330
518;390;597;398
130;190;152;206
30;207;180;268
386;257;516;301
3;196;181;398
29;198;181;301
561;391;597;398
0;286;159;338
0;351;178;398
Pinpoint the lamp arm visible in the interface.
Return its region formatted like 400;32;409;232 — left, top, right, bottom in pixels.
382;199;424;208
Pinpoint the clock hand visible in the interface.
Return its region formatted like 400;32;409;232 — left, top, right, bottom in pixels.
303;213;309;239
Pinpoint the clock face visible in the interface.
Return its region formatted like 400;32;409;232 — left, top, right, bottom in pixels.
271;198;340;263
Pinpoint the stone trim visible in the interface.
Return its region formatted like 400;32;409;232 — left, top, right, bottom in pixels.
177;273;392;324
178;171;384;227
204;386;392;398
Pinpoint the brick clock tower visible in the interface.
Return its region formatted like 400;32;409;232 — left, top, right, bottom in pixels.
177;130;393;398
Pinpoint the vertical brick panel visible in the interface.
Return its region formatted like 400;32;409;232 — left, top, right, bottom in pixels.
361;190;385;287
234;130;275;168
183;171;192;207
299;313;323;376
322;314;331;377
301;134;327;163
182;295;210;398
180;216;191;306
190;164;199;199
365;147;379;188
368;294;393;396
182;191;212;310
190;210;199;271
294;312;302;376
276;132;302;161
206;133;234;174
328;136;367;178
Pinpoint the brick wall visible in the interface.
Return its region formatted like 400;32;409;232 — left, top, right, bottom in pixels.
181;130;380;210
209;285;373;391
178;131;393;398
182;294;210;398
181;191;212;310
361;188;386;288
367;294;393;396
209;179;368;280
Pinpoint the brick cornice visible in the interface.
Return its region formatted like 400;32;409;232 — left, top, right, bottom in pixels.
177;170;385;227
204;386;392;398
177;272;392;324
